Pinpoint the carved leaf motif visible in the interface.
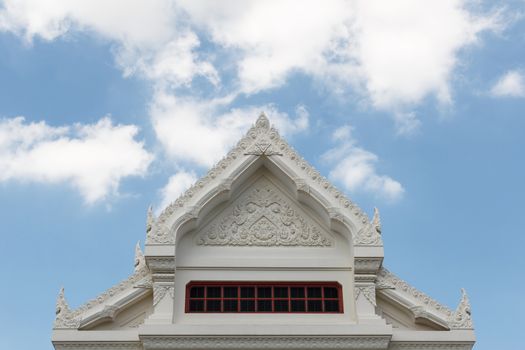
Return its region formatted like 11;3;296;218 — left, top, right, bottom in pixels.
197;178;333;247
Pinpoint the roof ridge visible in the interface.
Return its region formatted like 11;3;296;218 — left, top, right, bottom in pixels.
148;113;371;245
377;267;453;317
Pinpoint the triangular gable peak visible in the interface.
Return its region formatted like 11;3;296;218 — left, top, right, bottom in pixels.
147;113;381;247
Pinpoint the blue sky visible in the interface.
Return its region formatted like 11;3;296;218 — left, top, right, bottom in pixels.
0;1;524;349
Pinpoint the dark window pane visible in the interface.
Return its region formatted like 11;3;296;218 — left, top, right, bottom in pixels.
324;300;339;312
291;299;306;312
223;299;238;312
189;300;204;311
207;286;221;298
308;300;322;312
274;287;288;298
258;300;272;311
190;286;204;298
274;300;289;312
324;287;338;298
307;287;322;298
257;287;272;298
224;287;238;298
240;300;255;312
206;299;221;311
291;287;305;298
241;287;255;298
187;283;341;313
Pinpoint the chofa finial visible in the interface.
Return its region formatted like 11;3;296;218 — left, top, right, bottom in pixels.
146;205;155;233
372;207;382;234
449;288;473;329
134;241;146;272
54;287;80;328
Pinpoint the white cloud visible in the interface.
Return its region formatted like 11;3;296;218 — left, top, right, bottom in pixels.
490;70;525;97
151;91;309;167
177;0;349;94
177;0;501;132
323;125;404;201
0;0;502;203
1;1;501;118
0;0;175;44
0;116;153;203
393;111;422;136
158;170;197;212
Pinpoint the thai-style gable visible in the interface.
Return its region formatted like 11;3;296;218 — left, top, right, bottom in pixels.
52;114;475;350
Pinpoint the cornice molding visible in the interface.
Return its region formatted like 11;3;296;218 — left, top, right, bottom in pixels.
354;257;383;274
146;256;175;272
54;343;142;350
389;343;473;350
141;335;391;350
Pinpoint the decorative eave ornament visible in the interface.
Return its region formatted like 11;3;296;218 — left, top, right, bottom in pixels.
134;241;146;272
354;207;383;246
449;288;474;329
372;207;381;234
53;243;151;329
147;112;373;246
54;287;80;329
146;205;155;234
376;268;454;317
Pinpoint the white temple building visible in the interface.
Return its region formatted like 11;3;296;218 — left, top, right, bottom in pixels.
52;114;475;350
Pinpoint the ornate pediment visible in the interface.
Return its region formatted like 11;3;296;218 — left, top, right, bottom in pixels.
196;177;333;247
148;113;374;246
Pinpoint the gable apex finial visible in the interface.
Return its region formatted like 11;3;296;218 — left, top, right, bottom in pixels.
256;112;270;130
56;287;70;316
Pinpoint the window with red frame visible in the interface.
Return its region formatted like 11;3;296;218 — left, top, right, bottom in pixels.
186;282;343;313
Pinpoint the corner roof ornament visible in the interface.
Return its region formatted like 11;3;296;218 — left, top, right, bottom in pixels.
146;205;155;234
54;287;80;329
134;241;146;272
449;288;474;329
372;207;382;234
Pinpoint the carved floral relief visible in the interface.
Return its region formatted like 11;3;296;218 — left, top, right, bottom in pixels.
197;178;333;247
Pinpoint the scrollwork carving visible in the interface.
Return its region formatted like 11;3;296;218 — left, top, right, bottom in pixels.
197;178;333;247
354;285;376;306
153;285;175;307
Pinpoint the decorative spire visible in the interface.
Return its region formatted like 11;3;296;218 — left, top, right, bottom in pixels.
54;287;80;328
55;287;71;316
449;288;474;329
134;241;146;272
146;205;155;233
255;112;270;130
372;207;382;234
244;112;283;157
